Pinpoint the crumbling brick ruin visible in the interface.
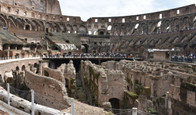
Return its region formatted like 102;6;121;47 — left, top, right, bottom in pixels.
79;60;196;114
0;0;195;115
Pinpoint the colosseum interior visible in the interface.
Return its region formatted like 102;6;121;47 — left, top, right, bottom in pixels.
0;0;195;115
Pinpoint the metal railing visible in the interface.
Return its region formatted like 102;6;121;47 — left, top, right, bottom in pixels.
3;83;71;115
0;57;41;64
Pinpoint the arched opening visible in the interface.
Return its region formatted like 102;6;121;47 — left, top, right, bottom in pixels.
44;70;49;77
0;74;2;83
107;25;112;31
16;66;20;71
5;71;13;84
67;24;73;33
34;63;38;68
15;53;19;59
94;31;97;35
88;31;92;35
34;63;39;74
25;25;30;30
99;31;104;35
81;44;89;53
109;98;120;114
79;26;87;34
65;78;69;88
46;28;49;33
66;40;70;43
166;52;170;59
22;65;25;71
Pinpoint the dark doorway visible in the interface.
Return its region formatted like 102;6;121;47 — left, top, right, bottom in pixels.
176;25;179;31
99;31;104;35
65;79;69;88
22;65;25;71
82;44;89;53
166;52;170;59
25;25;30;30
44;70;49;77
109;98;120;114
46;28;49;33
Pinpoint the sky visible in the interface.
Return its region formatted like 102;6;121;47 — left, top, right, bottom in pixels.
58;0;196;21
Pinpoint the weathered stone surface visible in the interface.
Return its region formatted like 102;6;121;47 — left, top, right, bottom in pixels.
25;70;71;110
101;60;196;114
80;60;125;107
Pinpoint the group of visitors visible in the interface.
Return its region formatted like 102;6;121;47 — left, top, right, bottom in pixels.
43;52;129;58
171;54;196;63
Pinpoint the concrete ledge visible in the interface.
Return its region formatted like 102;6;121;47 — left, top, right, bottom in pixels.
0;99;29;115
0;57;41;64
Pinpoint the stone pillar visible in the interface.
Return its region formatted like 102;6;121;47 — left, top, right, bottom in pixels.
98;59;101;65
38;61;43;75
50;61;55;69
7;45;10;59
42;60;49;68
35;47;37;53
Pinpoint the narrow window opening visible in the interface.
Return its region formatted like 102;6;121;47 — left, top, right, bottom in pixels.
136;16;139;20
177;10;180;14
122;18;125;23
143;15;146;19
67;18;70;21
108;18;112;22
95;19;98;23
159;14;162;19
24;11;27;16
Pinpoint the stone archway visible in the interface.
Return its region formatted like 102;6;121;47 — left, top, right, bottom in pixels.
81;44;89;53
109;98;120;114
22;65;26;71
25;25;30;30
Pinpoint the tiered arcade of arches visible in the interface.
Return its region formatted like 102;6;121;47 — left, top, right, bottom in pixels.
0;3;194;36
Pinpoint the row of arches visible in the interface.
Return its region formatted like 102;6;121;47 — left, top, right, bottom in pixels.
111;16;196;36
0;13;195;36
0;14;89;34
46;23;88;34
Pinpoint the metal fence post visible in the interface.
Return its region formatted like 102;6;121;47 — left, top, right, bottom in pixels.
7;83;10;106
31;89;35;115
71;98;74;115
132;107;137;115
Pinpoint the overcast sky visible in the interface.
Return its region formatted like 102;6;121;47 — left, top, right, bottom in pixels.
58;0;196;21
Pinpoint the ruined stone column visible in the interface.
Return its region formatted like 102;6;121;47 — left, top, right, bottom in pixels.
8;45;10;59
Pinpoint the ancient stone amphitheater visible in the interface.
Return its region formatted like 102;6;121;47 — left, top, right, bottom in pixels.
0;0;195;115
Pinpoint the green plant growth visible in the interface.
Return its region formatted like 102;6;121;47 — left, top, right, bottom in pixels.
147;107;158;114
134;80;143;95
126;77;132;85
106;112;114;115
125;91;138;103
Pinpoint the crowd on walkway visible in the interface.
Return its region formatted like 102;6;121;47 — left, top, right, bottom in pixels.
171;54;196;63
43;53;129;58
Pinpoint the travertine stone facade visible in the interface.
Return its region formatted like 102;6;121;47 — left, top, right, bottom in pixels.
0;1;195;58
0;0;195;115
0;59;40;83
0;0;61;14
